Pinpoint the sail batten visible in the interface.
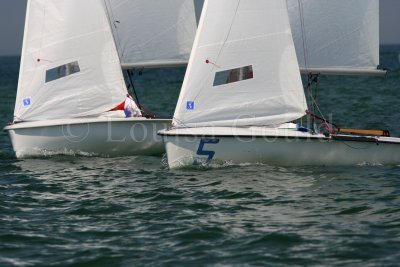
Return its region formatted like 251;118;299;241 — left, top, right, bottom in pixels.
121;61;188;70
300;68;387;77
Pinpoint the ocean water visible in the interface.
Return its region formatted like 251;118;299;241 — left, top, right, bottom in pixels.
1;46;400;266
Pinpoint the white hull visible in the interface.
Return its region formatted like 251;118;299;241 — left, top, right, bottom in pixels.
5;117;171;158
159;126;400;168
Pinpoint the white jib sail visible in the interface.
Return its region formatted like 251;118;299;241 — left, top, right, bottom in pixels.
105;0;204;69
173;0;307;128
14;0;128;122
287;0;380;75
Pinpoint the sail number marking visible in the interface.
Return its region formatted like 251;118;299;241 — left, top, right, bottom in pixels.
23;98;31;107
186;101;194;110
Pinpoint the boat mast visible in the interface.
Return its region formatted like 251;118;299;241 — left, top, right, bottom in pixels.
125;69;141;109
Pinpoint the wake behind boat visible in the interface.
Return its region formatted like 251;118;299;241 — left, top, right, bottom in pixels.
159;0;400;168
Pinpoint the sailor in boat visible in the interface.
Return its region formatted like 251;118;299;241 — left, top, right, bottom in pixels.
110;94;142;117
123;94;142;117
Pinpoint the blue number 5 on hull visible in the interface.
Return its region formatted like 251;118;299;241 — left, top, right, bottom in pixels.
195;138;220;163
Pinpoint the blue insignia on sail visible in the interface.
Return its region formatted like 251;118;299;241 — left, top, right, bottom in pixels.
22;98;31;107
186;101;195;110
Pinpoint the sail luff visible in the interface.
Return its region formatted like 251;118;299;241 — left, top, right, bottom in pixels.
172;0;210;127
14;0;32;121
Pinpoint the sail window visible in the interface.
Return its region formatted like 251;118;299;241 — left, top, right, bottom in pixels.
45;61;80;83
213;65;253;86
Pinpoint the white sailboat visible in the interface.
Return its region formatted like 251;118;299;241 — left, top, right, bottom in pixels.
159;0;400;168
4;0;201;158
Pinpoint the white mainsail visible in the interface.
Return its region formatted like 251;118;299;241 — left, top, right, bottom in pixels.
14;0;127;122
114;0;381;75
287;0;382;76
105;0;204;69
173;0;307;128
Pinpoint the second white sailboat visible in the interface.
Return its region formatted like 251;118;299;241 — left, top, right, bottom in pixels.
159;0;400;168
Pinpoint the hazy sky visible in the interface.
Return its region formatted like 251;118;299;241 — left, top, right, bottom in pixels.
0;0;399;55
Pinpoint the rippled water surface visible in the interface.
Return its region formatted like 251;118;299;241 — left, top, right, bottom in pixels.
1;46;400;266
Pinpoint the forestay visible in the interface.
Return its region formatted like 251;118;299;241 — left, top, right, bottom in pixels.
105;0;204;69
287;0;382;76
14;0;127;122
173;0;307;127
